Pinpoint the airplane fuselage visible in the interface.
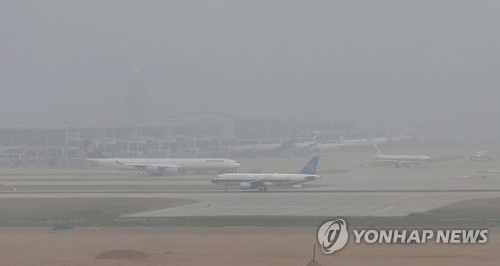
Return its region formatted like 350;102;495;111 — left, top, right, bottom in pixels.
89;158;241;173
373;154;431;166
212;173;321;187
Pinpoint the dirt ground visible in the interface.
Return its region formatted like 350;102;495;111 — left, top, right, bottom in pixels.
0;226;498;266
0;198;198;225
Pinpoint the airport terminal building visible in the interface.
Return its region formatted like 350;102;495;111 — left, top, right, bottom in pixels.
0;111;357;167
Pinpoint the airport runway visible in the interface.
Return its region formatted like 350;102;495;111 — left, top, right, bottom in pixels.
1;148;500;217
0;190;499;217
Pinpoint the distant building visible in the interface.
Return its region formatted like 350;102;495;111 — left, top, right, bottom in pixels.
0;112;356;166
127;67;148;120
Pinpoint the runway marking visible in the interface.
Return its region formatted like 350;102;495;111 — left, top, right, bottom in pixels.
128;205;394;217
3;188;500;194
364;206;395;216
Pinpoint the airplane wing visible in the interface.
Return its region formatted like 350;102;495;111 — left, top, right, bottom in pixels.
248;178;268;187
376;159;415;167
114;161;180;174
376;159;399;163
238;178;269;190
376;159;407;164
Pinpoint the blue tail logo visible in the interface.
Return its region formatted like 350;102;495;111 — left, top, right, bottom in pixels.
300;156;319;174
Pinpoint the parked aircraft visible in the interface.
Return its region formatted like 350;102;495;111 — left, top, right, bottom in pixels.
311;126;425;153
373;145;431;167
286;133;319;155
311;136;386;152
211;156;320;191
227;133;299;156
470;150;493;161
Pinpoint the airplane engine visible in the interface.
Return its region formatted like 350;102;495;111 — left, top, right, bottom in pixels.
144;166;178;176
144;166;162;176
396;162;410;167
240;182;253;189
161;167;178;175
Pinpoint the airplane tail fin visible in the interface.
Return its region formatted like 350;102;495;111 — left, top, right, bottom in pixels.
82;139;107;158
384;131;392;140
411;125;423;141
279;132;300;150
310;131;320;144
286;132;300;143
373;144;383;156
300;156;319;174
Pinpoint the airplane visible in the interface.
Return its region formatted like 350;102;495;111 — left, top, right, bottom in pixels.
311;138;380;152
310;134;391;153
373;145;431;167
286;133;319;155
311;126;425;153
211;156;320;192
382;125;425;145
470;150;493;161
82;139;241;175
310;142;343;152
227;133;299;156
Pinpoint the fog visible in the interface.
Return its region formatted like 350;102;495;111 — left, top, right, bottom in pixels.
1;1;500;138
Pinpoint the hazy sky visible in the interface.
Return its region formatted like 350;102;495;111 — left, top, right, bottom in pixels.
1;1;500;137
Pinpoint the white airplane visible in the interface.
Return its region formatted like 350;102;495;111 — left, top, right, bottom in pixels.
470;150;493;161
83;140;241;175
373;145;431;167
311;134;390;153
382;125;424;144
227;133;299;156
311;127;424;153
286;133;319;154
212;156;320;191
